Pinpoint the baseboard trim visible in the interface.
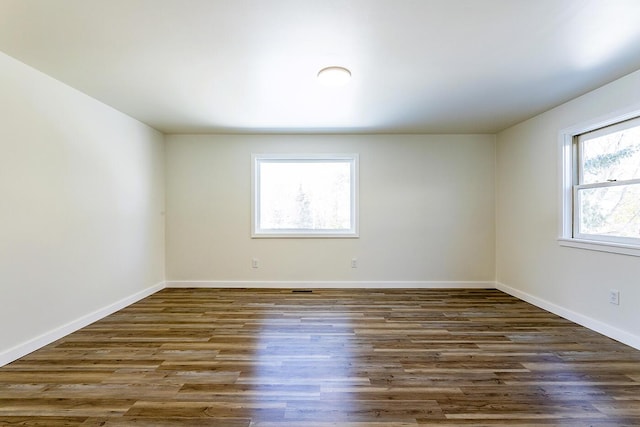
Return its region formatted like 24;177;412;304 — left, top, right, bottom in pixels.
165;280;496;289
495;281;640;351
0;281;165;367
6;280;635;367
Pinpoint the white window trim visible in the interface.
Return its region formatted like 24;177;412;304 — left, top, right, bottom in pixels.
558;104;640;257
251;153;359;238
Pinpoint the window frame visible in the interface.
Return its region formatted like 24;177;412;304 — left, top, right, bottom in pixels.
559;107;640;257
251;153;359;238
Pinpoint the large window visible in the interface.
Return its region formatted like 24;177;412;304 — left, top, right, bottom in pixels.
560;113;640;256
252;154;358;238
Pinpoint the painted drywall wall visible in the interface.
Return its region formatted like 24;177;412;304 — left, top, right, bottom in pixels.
0;52;165;364
165;134;495;285
496;69;640;348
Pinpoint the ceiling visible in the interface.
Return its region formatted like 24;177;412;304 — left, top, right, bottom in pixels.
1;0;640;134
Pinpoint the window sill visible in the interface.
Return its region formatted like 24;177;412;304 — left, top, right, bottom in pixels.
558;237;640;257
251;230;360;239
252;232;359;239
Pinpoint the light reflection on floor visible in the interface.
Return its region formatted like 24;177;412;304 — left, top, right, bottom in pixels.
247;301;363;423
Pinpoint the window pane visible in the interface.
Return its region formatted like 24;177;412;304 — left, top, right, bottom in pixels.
259;161;352;231
578;183;640;239
581;123;640;184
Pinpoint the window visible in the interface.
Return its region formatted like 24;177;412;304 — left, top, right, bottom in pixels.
560;112;640;256
252;154;358;238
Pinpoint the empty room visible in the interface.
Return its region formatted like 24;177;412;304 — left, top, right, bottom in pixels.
1;0;640;425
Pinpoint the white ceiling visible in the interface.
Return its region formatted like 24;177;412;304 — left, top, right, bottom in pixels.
1;0;640;134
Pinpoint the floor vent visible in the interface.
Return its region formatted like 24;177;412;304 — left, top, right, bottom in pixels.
292;289;313;293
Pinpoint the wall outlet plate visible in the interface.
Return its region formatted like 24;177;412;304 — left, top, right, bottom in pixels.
609;289;620;305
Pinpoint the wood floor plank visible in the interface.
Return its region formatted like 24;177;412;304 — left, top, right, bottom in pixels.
0;288;639;425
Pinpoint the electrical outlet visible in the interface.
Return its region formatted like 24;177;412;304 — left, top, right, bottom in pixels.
609;289;620;305
252;258;259;269
351;258;358;268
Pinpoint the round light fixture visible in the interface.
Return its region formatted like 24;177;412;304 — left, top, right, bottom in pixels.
317;66;351;87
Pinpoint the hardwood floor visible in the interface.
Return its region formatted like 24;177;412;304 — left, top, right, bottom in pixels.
1;288;639;426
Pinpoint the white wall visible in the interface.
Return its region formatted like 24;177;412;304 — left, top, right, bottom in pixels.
165;134;495;286
0;52;165;365
496;69;640;348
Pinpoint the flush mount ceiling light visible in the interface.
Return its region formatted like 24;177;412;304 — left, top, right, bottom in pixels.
317;66;351;87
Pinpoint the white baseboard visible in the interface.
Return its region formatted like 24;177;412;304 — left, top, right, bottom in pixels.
165;280;496;289
6;280;635;368
0;281;165;367
495;281;640;351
